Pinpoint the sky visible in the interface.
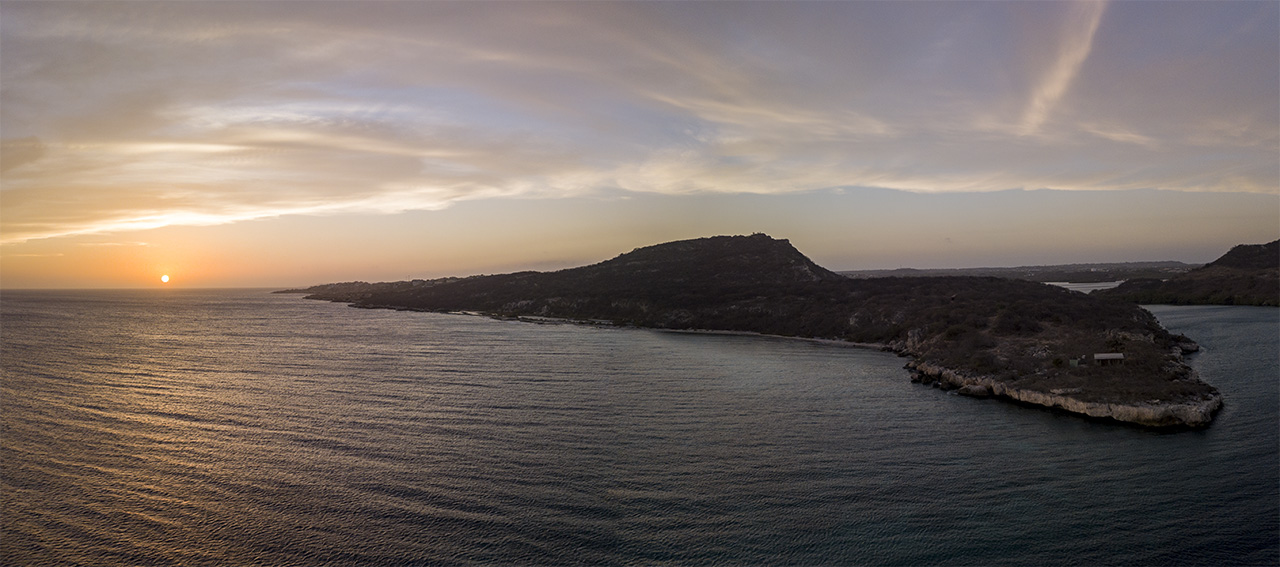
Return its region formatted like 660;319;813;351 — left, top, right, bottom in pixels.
1;1;1277;289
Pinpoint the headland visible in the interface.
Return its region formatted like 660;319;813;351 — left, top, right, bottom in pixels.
286;234;1222;428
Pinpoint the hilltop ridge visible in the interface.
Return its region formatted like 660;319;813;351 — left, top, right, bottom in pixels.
595;234;846;285
1205;240;1279;270
291;234;1221;428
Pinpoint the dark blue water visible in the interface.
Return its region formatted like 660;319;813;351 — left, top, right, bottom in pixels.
2;290;1276;566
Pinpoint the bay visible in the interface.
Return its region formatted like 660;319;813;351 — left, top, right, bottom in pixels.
2;290;1276;565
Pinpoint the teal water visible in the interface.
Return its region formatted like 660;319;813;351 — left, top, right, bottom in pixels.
2;290;1276;565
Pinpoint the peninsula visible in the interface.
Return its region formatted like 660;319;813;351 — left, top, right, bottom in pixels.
285;234;1221;428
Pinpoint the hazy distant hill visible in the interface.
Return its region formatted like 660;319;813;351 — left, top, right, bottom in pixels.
293;234;1220;427
1095;241;1279;306
841;262;1197;283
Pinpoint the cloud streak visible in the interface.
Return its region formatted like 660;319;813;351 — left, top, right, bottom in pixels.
1;1;1275;244
1019;0;1107;135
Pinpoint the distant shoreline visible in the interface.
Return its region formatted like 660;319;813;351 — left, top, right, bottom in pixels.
501;314;895;350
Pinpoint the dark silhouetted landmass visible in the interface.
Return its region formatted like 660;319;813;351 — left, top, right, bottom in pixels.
288;234;1221;427
274;277;462;302
1095;241;1279;306
841;262;1197;283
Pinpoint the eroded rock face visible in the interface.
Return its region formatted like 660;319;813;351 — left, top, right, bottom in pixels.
956;384;993;398
907;361;1223;428
1001;387;1221;427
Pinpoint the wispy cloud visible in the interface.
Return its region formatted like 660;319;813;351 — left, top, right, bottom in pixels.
1079;122;1156;147
1019;0;1108;135
1;1;1274;245
0;138;46;173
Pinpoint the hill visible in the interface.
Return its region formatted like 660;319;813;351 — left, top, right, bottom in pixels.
292;234;1221;428
1208;240;1280;270
1095;240;1279;306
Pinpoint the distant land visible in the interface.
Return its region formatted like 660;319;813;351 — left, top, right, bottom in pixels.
841;262;1197;283
1094;240;1279;307
281;234;1221;428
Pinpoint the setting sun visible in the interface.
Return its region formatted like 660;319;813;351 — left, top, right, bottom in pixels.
160;274;169;283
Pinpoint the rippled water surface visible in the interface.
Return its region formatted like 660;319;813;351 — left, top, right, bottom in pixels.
2;290;1276;565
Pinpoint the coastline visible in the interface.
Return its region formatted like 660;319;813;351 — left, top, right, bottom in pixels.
664;321;1223;428
360;304;1223;428
905;360;1222;428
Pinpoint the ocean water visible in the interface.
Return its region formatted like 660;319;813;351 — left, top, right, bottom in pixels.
1048;281;1123;293
1;289;1276;566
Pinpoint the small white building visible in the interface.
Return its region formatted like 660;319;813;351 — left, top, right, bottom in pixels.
1094;353;1125;367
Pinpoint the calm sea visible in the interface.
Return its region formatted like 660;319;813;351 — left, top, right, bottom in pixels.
2;290;1276;566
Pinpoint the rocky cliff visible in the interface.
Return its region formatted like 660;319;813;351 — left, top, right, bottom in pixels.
906;360;1221;427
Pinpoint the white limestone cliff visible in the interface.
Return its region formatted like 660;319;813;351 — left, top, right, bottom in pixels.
906;360;1222;428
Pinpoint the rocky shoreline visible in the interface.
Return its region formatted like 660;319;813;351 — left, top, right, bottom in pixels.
329;304;1225;428
905;359;1222;427
664;326;1222;428
621;321;1222;428
427;310;1226;428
